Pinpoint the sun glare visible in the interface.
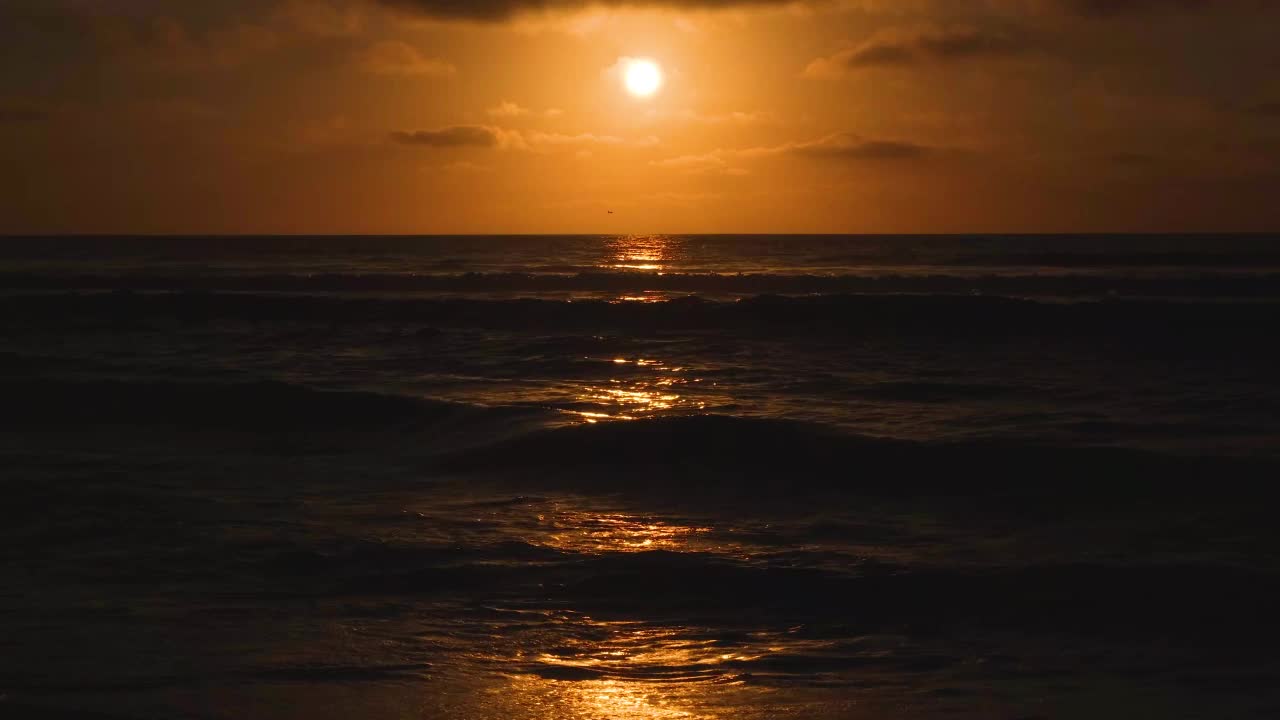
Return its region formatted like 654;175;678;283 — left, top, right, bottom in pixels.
623;59;664;98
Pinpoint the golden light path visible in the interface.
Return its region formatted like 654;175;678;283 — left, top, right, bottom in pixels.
404;497;905;720
602;234;678;272
562;235;713;422
535;509;716;554
428;233;754;717
487;621;791;720
424;499;782;720
500;674;709;720
571;357;703;424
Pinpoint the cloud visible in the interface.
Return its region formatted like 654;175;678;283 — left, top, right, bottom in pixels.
981;0;1275;18
524;131;660;151
275;0;365;36
1108;151;1157;166
0;4;373;75
365;0;1279;25
371;0;796;22
805;25;1032;76
391;126;654;151
1247;102;1280;117
487;101;529;117
488;102;565;119
642;108;775;126
650;133;940;174
0;103;50;125
650;151;749;175
391;125;508;147
92;15;281;72
787;133;935;160
732;133;940;162
356;40;454;76
1056;0;1221;17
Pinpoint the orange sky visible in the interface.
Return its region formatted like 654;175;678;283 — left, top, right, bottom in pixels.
1;0;1278;234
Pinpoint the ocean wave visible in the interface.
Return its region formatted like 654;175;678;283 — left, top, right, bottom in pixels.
3;270;1280;297
436;413;1280;495
0;378;551;434
0;662;433;696
846;380;1025;403
327;545;1280;645
7;374;1277;488
6;292;1280;343
554;556;1280;643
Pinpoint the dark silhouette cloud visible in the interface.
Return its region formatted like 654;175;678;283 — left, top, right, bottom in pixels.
915;26;1029;60
373;0;793;21
0;104;49;124
806;26;1031;76
753;133;937;161
391;125;502;147
373;0;1277;23
1248;102;1280;117
838;43;915;69
794;137;932;161
1058;0;1267;16
1108;151;1157;166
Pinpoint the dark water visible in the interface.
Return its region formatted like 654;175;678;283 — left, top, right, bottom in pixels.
3;235;1280;719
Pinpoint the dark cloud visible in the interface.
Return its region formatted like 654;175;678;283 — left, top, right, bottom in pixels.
806;26;1031;75
1248;102;1280;117
782;134;936;161
840;43;915;69
0;105;49;124
0;3;283;73
1063;0;1204;14
373;0;792;21
390;125;502;147
796;139;931;161
915;26;1030;60
373;0;1277;23
1108;151;1157;166
722;133;941;164
1058;0;1267;16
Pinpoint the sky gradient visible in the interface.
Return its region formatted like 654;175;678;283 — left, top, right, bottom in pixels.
2;0;1278;234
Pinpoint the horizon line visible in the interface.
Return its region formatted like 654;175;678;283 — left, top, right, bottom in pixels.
2;231;1279;239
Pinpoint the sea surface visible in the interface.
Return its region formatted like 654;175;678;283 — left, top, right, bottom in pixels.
3;234;1280;719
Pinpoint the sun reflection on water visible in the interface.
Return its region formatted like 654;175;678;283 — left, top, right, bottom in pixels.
534;625;767;678
603;235;680;272
491;621;778;720
501;674;704;720
570;356;705;423
568;679;698;719
536;510;714;554
616;293;668;303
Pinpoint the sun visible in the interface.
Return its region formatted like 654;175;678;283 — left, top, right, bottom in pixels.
623;59;664;99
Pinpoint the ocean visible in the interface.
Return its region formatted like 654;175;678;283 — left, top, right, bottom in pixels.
3;234;1280;719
